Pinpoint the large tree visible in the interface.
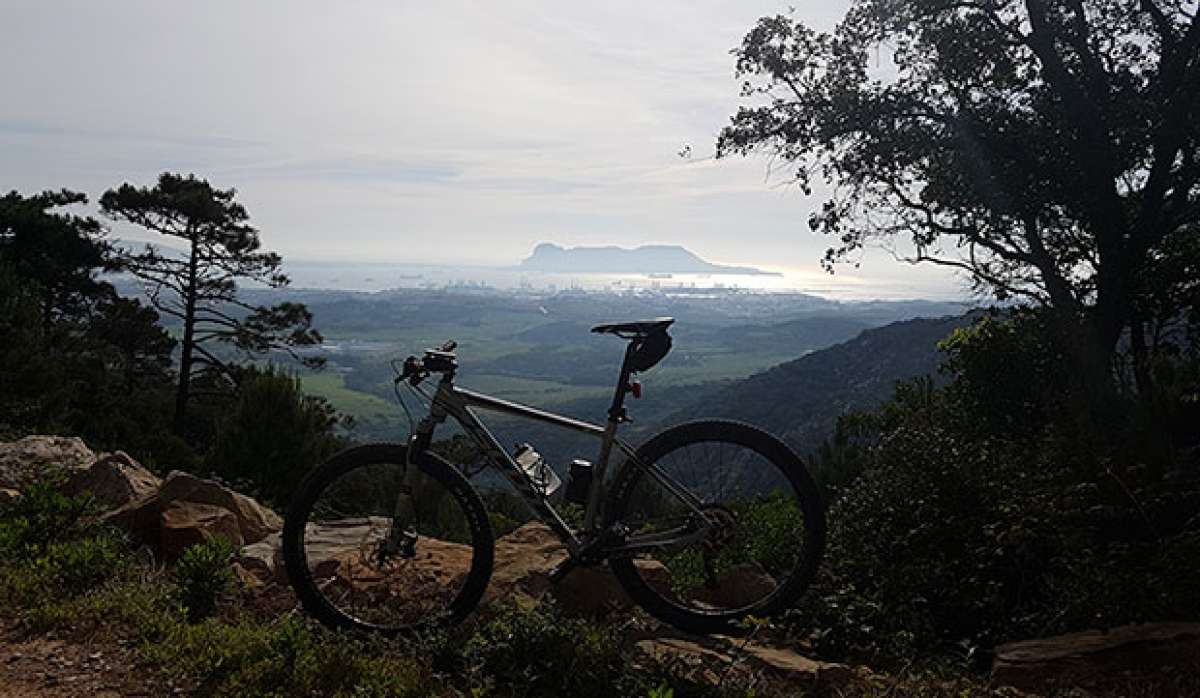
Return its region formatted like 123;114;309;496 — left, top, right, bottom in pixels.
717;1;1200;379
0;190;110;326
0;190;179;454
100;173;323;435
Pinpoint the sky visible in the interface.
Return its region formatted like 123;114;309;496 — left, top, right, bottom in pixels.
1;0;965;297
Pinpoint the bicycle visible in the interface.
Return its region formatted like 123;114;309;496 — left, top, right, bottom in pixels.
283;318;825;635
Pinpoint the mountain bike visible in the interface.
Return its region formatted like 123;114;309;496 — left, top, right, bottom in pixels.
283;318;825;635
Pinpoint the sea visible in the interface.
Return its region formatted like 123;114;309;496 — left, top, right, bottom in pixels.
282;261;967;302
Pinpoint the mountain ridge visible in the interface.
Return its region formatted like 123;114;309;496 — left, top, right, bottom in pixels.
519;242;780;275
665;312;978;454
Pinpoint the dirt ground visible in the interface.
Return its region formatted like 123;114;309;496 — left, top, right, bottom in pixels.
0;623;168;698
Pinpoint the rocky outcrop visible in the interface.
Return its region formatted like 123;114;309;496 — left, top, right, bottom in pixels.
63;451;161;509
992;622;1200;691
239;521;671;617
487;523;671;615
0;436;96;490
105;470;281;558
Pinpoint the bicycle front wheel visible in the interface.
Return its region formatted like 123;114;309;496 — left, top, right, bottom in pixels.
606;420;825;634
282;443;494;635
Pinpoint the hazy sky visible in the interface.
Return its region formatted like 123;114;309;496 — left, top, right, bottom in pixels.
2;1;963;295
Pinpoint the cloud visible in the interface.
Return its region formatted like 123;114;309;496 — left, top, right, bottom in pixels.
0;0;964;298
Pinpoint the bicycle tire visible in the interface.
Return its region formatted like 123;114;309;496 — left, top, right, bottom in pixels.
282;443;494;635
605;420;825;635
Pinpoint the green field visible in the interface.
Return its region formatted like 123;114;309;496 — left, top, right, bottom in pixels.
300;372;397;422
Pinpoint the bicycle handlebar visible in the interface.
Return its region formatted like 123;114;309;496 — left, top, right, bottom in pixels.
395;340;458;386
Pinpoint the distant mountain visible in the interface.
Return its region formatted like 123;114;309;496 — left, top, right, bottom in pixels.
667;313;978;455
519;243;781;275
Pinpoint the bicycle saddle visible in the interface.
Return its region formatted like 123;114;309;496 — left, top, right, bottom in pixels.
590;317;675;338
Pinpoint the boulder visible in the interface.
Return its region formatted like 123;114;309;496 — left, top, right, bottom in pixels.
155;471;281;544
0;436;95;490
238;532;285;585
690;562;778;609
487;522;670;615
63;451;161;509
105;470;281;558
160;501;244;559
992;622;1200;691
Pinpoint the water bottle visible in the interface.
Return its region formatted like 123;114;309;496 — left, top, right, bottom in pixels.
513;443;562;497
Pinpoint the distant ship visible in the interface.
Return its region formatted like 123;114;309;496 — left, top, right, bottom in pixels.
647;272;673;279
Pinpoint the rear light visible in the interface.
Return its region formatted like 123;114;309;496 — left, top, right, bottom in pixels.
630;381;642;398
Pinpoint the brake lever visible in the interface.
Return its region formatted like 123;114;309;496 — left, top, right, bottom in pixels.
395;355;425;386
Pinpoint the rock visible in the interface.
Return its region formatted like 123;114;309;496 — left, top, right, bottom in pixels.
739;644;856;687
485;522;568;604
159;501;244;559
488;522;669;615
636;637;857;689
0;436;95;490
690;562;778;609
104;470;281;558
242;520;669;617
63;452;161;509
0;488;19;505
238;532;285;585
993;622;1200;691
635;637;731;686
155;471;281;544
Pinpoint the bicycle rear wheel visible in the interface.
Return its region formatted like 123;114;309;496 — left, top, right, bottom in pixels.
282;443;494;635
606;420;825;634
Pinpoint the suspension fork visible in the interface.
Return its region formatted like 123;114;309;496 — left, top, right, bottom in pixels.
386;388;449;553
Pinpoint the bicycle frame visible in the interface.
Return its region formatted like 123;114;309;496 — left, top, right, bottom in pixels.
406;344;709;558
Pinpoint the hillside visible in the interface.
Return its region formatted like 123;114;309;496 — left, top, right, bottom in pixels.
519;242;780;275
668;313;977;454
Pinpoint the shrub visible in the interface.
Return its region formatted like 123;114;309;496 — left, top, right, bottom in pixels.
0;481;135;615
205;365;347;507
786;312;1200;665
173;537;237;622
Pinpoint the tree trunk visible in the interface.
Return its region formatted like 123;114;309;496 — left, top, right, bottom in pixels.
1130;314;1152;396
173;236;200;435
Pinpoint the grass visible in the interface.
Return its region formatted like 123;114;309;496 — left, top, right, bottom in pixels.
300;372;396;422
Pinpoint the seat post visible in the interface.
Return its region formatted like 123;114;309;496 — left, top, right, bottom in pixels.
607;341;637;424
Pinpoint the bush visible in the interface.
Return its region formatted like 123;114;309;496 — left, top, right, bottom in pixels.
173;537;238;622
0;481;135;614
205;366;347;507
787;312;1200;665
458;603;635;697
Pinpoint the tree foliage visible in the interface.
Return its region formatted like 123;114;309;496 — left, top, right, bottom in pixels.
0;191;184;463
718;1;1200;364
100;173;323;434
797;311;1200;662
205;366;347;506
0;189;110;325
